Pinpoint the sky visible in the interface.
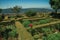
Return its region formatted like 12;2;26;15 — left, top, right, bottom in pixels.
0;0;51;9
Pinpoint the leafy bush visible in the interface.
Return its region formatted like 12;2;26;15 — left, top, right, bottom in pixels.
32;22;40;25
46;33;60;40
8;29;17;37
6;25;17;37
0;25;18;40
41;27;52;33
39;18;52;24
23;20;31;28
6;25;16;30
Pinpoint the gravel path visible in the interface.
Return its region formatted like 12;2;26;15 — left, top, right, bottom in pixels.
15;21;34;40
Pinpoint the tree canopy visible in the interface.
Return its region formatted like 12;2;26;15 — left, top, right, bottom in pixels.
12;6;21;13
49;0;60;13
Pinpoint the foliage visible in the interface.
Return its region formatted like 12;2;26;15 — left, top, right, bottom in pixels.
27;22;60;40
0;28;12;40
7;25;17;37
12;6;21;13
49;0;60;13
32;18;52;25
6;25;16;29
45;33;60;40
12;6;22;19
41;27;51;33
23;20;31;28
8;29;17;37
0;25;18;40
39;19;48;24
0;8;2;13
39;18;51;24
25;10;36;17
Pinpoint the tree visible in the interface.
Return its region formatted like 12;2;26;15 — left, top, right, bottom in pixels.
0;9;2;13
49;0;60;13
12;6;21;13
25;10;36;17
12;6;22;18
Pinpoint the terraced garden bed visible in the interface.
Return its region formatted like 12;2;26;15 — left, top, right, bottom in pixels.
0;17;60;40
19;18;60;40
27;23;60;40
20;18;59;28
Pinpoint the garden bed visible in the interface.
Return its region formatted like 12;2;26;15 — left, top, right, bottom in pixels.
20;18;59;28
19;18;60;40
0;22;18;40
27;23;60;40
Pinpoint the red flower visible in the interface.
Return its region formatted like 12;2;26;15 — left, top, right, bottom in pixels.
29;24;33;28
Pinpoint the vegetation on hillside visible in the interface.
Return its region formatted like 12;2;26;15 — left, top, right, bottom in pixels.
25;10;37;17
0;0;60;40
0;22;18;40
27;23;60;40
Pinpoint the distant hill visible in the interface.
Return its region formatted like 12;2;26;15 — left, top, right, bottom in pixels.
21;8;53;13
1;8;59;14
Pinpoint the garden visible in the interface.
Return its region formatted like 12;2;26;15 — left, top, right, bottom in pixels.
0;21;18;40
27;23;60;40
19;18;60;40
20;17;59;28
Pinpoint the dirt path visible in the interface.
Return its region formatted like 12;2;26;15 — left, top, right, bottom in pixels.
15;21;34;40
33;20;60;29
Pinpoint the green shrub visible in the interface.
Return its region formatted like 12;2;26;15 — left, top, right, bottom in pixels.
6;25;16;30
23;20;31;28
41;27;52;33
8;29;17;37
39;18;51;24
1;25;17;38
46;33;60;40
